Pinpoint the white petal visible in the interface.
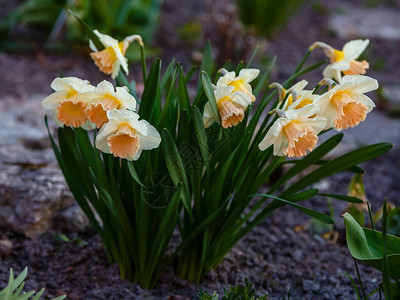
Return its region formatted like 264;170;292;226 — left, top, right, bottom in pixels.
216;71;236;86
97;80;115;95
93;29;119;48
41;91;68;111
203;102;215;128
238;68;260;83
95;120;119;152
323;65;342;82
214;85;234;101
348;92;375;113
342;39;369;60
341;75;378;94
107;109;140;123
115;87;137;110
129;118;149;136
138;122;161;150
289;80;308;93
258;125;277;151
89;40;98;52
51;77;89;92
229;91;252;108
301;117;327;134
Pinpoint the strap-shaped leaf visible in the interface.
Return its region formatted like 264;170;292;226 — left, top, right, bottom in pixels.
192;106;209;167
139;58;162;122
68;10;103;51
281;142;393;197
201;71;220;123
161;129;193;220
178;65;191;117
269;133;343;193
344;212;400;280
319;193;364;204
127;161;146;188
252;194;334;224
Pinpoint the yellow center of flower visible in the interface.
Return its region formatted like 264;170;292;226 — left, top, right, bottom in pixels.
333;49;344;62
331;91;368;129
228;79;256;102
282;121;318;157
107;123;140;159
56;100;87;128
294;98;313;109
218;97;244;128
90;42;125;75
86;94;122;128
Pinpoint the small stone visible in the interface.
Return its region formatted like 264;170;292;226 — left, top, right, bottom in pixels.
0;239;12;257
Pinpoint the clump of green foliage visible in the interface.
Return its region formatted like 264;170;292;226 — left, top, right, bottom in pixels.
197;278;268;300
236;0;305;37
0;267;66;300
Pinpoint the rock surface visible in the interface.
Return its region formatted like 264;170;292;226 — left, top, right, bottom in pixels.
329;5;400;40
0;95;88;237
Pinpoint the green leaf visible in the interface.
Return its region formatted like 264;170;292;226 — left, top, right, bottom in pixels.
201;72;220;123
319;193;364;204
68;10;103;51
344;212;400;280
139;58;162;122
161;129;193;220
178;65;192;118
281;142;393;197
192;106;209;166
127;161;146;188
252;194;334;224
269;133;343;193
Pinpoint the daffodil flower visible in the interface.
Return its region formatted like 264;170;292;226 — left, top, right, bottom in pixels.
80;80;137;128
258;105;326;157
41;77;95;130
310;39;370;82
89;30;143;79
203;86;252;129
96;109;161;161
273;80;309;110
217;68;260;102
314;75;378;130
287;90;319;111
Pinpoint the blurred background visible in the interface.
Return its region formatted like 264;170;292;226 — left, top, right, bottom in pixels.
0;0;400;298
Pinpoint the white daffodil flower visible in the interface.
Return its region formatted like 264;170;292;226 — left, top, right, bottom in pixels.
89;30;143;79
314;75;378;130
310;39;370;82
287;90;320;111
217;68;260;102
273;80;309;110
258;105;327;157
203;86;252;129
79;80;137;128
41;77;95;130
96;109;161;161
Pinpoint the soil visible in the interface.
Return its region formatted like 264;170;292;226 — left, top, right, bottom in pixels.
1;0;400;299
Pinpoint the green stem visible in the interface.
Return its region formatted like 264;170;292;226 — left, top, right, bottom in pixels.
140;45;147;83
353;258;368;300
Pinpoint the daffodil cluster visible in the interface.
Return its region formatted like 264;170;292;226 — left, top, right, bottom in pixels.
42;77;160;161
41;24;391;289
